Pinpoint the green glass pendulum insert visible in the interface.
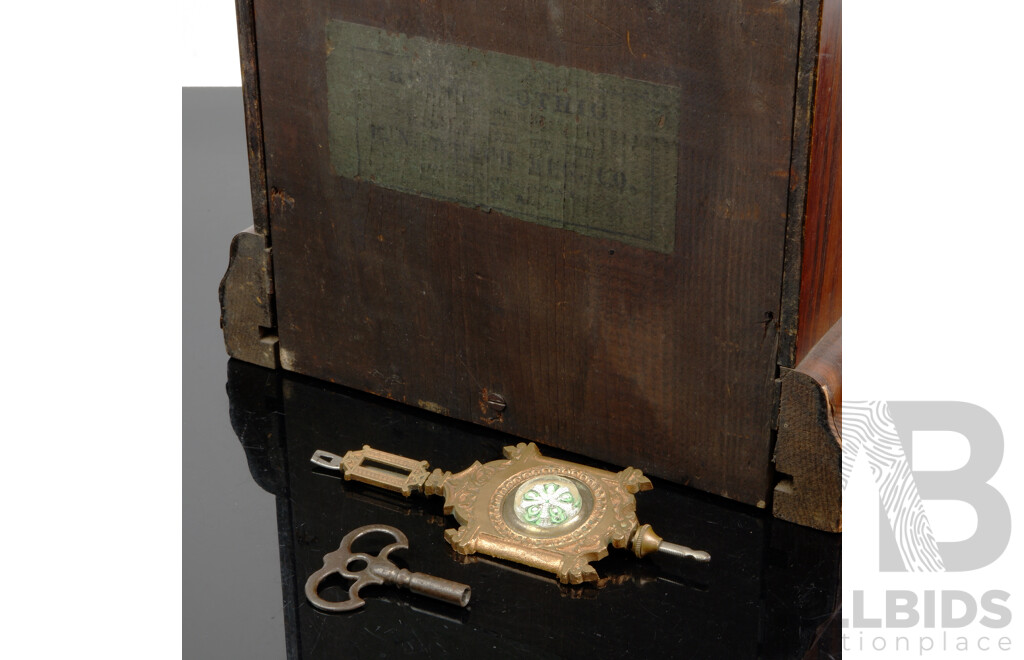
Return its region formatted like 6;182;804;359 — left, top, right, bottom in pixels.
513;476;584;530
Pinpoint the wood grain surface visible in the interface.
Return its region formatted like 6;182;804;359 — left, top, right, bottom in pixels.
250;0;809;506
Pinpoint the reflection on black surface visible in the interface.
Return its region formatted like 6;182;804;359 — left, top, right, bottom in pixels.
227;359;840;659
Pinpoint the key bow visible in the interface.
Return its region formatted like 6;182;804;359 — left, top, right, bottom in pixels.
304;523;409;612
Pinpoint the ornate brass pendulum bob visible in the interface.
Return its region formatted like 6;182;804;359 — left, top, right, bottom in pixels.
312;442;709;584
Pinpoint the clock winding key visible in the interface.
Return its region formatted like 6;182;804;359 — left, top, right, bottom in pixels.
305;523;472;613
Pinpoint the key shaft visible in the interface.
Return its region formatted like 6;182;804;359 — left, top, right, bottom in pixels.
376;564;472;607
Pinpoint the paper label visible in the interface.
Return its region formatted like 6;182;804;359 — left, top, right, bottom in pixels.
326;20;680;253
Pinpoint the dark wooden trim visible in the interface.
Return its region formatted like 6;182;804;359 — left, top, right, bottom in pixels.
773;319;841;532
796;0;842;364
235;0;270;237
777;0;824;370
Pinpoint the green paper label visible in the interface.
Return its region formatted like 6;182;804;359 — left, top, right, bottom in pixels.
326;20;679;253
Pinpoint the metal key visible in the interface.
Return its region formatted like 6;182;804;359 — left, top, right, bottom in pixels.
305;523;472;612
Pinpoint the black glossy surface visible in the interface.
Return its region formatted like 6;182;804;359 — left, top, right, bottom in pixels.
183;87;840;659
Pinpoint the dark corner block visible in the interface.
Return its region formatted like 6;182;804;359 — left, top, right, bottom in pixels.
219;227;279;369
773;319;842;532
